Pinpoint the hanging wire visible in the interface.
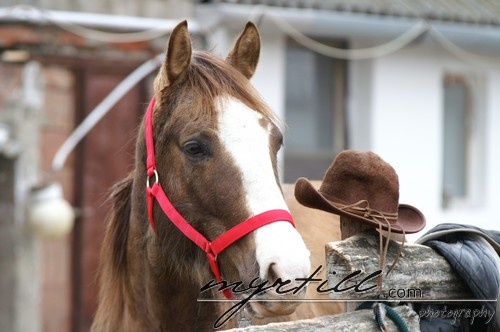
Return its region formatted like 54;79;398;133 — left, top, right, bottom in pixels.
249;5;430;60
428;26;500;67
274;17;429;60
0;4;180;43
249;5;500;65
45;13;172;43
51;53;164;173
2;3;495;173
1;3;498;63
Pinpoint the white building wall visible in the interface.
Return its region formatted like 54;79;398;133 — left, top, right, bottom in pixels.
486;72;500;210
252;29;288;177
252;29;287;122
347;58;374;151
206;16;500;238
371;42;444;233
350;38;500;237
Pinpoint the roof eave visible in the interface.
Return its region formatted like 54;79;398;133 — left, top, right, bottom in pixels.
198;3;500;51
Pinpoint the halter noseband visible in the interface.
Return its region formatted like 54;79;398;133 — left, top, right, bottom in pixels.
144;96;295;299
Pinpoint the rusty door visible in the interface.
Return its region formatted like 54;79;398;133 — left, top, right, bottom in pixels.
71;62;150;332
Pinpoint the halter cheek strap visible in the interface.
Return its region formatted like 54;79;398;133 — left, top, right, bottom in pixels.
144;96;295;299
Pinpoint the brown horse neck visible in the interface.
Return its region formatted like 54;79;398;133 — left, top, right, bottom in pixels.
128;178;230;330
93;172;229;331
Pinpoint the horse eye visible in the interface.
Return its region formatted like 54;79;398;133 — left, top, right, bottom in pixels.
183;140;208;158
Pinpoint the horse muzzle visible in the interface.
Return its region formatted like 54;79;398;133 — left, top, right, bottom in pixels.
249;280;308;318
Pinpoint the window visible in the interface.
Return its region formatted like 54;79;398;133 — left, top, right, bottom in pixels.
283;40;347;183
441;73;485;209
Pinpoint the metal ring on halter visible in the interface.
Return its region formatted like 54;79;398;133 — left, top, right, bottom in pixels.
146;169;159;188
236;306;252;328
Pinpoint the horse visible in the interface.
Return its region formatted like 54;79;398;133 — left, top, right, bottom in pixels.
91;20;341;332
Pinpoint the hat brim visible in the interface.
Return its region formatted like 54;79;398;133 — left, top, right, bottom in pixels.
294;177;426;234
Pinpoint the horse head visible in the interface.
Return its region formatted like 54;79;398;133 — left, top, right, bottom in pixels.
134;21;311;321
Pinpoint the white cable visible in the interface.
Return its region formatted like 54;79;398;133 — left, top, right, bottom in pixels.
0;5;180;43
47;14;172;43
51;53;164;172
272;16;429;60
429;27;500;67
249;5;430;60
250;5;499;64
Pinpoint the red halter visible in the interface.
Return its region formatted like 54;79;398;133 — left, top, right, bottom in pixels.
144;96;295;299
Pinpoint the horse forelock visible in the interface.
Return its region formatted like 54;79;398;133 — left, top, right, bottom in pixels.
153;51;279;127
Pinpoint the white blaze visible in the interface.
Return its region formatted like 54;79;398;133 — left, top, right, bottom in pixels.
216;96;310;281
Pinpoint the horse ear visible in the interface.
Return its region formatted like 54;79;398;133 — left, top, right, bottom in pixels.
165;20;192;85
226;22;260;79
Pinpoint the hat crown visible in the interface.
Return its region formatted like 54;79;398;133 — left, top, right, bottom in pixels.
294;149;426;234
319;151;399;215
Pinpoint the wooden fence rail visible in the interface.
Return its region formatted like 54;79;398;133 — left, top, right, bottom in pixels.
230;228;484;331
229;305;420;331
326;230;472;301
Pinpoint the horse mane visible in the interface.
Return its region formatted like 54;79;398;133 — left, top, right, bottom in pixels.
104;173;133;273
93;173;134;328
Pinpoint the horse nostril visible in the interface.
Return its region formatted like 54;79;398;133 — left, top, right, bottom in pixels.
267;263;285;284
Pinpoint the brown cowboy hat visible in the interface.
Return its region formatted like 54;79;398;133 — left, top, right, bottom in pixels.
295;150;425;234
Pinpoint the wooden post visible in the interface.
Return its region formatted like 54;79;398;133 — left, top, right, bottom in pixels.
340;216;373;311
340;215;373;240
